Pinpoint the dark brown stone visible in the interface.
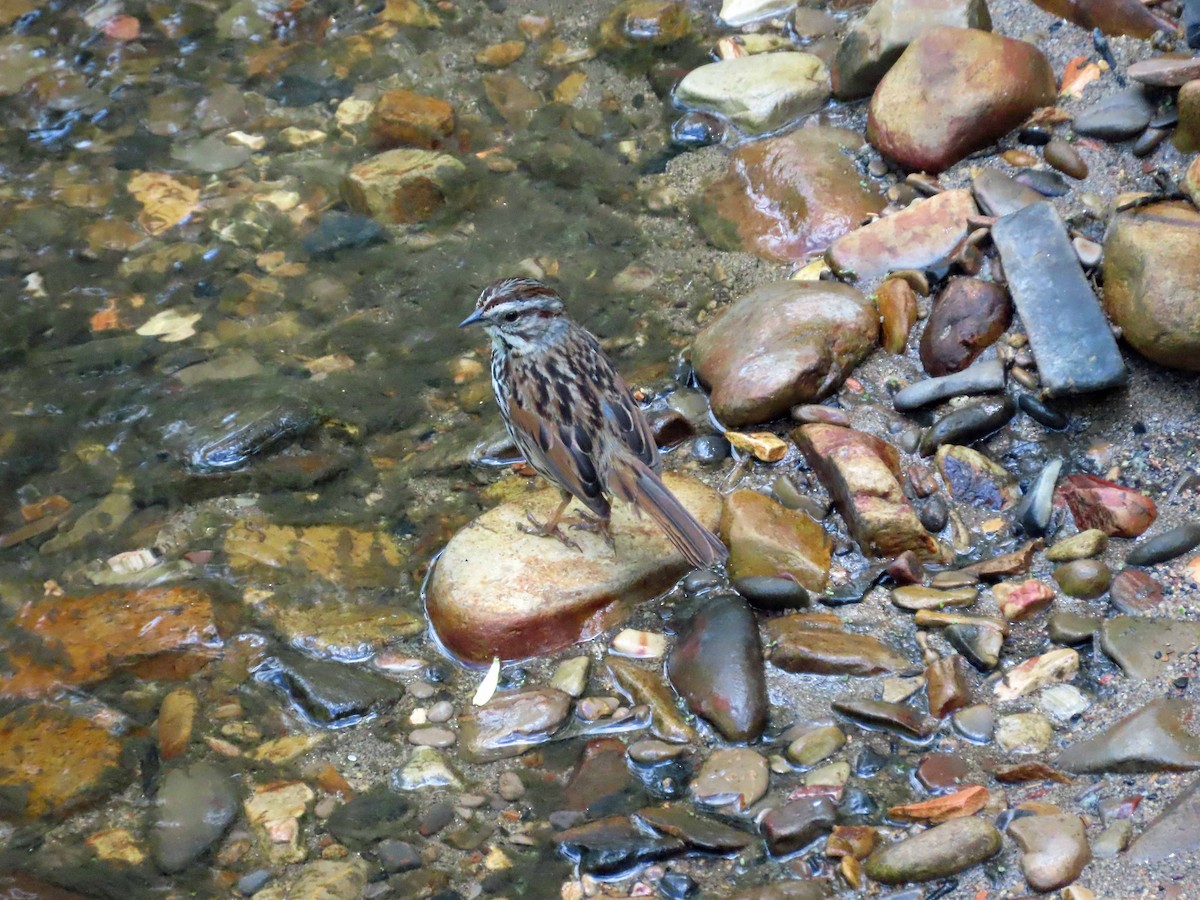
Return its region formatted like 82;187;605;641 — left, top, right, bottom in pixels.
919;278;1011;376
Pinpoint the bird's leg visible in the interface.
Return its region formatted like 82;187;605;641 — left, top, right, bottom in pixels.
519;491;581;551
567;510;617;552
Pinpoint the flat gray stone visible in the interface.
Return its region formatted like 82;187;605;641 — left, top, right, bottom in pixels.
991;202;1127;396
1056;698;1200;773
892;359;1006;410
1129;777;1200;863
1073;87;1155;140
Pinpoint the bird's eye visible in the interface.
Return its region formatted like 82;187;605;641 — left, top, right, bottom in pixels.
502;312;519;323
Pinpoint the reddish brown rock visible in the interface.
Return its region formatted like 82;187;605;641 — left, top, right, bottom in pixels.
693;127;885;262
1109;568;1165;614
920;278;1012;375
1056;474;1157;538
0;587;221;699
692;281;879;426
926;654;971;717
826;188;977;281
427;475;722;664
1027;0;1173;38
792;424;948;560
867;28;1056;173
994;579;1055;621
721;489;832;592
0;703;129;820
876;277;920;353
765;614;914;675
368;89;455;149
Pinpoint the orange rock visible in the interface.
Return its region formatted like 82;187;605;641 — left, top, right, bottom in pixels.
888;785;990;823
1055;473;1157;537
0;587;221;699
157;688;197;761
875;277;918;354
368;89;455;149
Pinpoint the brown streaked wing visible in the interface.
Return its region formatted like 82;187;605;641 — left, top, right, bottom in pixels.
574;327;660;472
505;398;610;519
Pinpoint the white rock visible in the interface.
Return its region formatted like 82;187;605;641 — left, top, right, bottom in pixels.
674;52;830;134
719;0;798;27
995;712;1053;754
993;647;1079;702
1039;683;1091;724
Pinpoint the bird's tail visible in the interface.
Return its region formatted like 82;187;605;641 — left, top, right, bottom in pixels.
609;455;727;570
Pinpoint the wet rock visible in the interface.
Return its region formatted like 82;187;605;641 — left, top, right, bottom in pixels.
428;475;720;663
892;359;1006;410
1056;474;1156;538
1048;610;1100;644
0;587;220;699
971;168;1043;217
1052;559;1112;598
787;725;847;766
993;648;1079;702
459;689;571;761
1126;523;1200;566
301;212;386;258
674;52;830;134
1040;684;1091;724
953;704;994;742
920;278;1011;376
761;796;837;855
635;805;755;851
916;752;969;791
1108;568;1165;613
793;424;947;560
342;148;466;225
832;698;938;739
1007;814;1091;892
693;128;885;262
555;815;684;875
608;657;697;743
256;653;401;725
1056;698;1200;773
1129;778;1200;863
887;550;925;584
393;746;464;791
721;490;831;591
0;703;129;821
692;281;878;426
867;28;1054;172
876;277;920;353
935;444;1017;509
1102;201;1200;372
255;859;368;899
826;188;977;281
598;0;692;50
927;654;971;717
1028;0;1170;36
1013;458;1063;536
766;613;914;675
667;593;768;742
376;839;421;873
1014;167;1069;197
1073;87;1156;140
831;0;992;100
551;657;590;698
891;585;977;611
946;622;1004;670
918;396;1015;457
151;761;238;873
369;89;455;150
1177;80;1200;151
995;712;1052;753
691;748;770;811
1129;55;1200;87
1046;529;1108;561
1093;819;1133;858
171;135;252;174
566;738;637;816
994;579;1055;621
326;785;414;848
720;0;798;26
1043;138;1088;179
1100;616;1200;679
865;816;1001;883
734;575;811;611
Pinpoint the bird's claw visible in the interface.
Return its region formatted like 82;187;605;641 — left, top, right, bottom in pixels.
520;510;582;552
567;512;616;552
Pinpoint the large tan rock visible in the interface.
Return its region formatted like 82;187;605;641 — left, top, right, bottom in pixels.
692;281;878;427
342;148;465;224
721;489;831;591
427;474;722;664
1102;201;1200;372
368;89;455;149
792;424;948;560
692;127;885;262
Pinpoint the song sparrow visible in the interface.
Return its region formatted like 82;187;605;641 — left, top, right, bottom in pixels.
461;277;727;569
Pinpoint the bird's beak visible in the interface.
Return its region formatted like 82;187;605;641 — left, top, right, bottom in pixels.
459;309;485;328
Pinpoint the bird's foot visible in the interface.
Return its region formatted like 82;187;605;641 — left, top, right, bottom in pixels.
519;510;582;552
567;512;617;552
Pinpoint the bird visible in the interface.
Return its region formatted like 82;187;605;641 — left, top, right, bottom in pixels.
460;276;727;570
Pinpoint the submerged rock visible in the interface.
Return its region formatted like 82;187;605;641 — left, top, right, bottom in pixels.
427;475;721;664
674;52;830;134
342;148;465;225
459;689;571;761
152;762;239;873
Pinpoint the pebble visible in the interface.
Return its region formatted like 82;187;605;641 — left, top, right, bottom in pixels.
1125;522;1200;566
550;657;590;698
408;726;456;747
1012;458;1063;536
995;712;1053;753
832;698;938;740
1048;610;1101;644
459;689;571;762
918;396;1016;456
1043;138;1088;179
692;434;730;464
953;704;995;743
673;52;830;135
1073;87;1156;140
991;202;1127;396
892;359;1006;411
1052;559;1112;598
890;585;977;611
972;168;1043;217
865;816;1002;883
1016;393;1068;429
426;701;454;723
690;748;769;811
1045;529;1108;561
993;648;1079;701
1100;615;1200;679
786;725;847;766
1014;168;1070;197
151;762;239;873
628;739;687;764
733;575;811;612
919;277;1011;376
1039;683;1091;724
1108;568;1165;614
1007;814;1092;891
760;796;837;855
